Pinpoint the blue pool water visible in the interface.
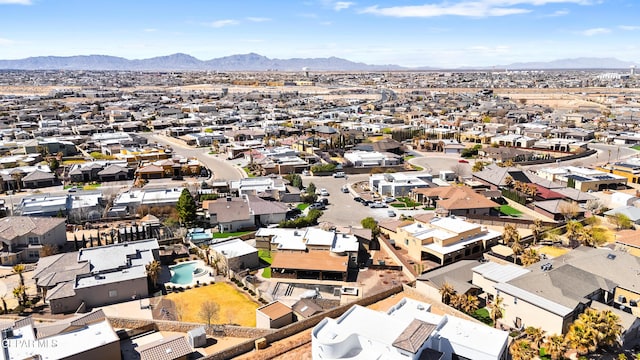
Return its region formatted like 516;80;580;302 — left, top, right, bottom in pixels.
170;262;197;285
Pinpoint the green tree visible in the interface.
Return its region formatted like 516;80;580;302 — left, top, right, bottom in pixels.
306;182;317;196
612;213;633;230
472;161;486;172
361;217;380;237
49;158;59;172
176;189;197;225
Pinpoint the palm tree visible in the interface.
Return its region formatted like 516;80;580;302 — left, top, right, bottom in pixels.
472;161;485;172
577;227;595;247
565;220;583;245
529;219;544;245
460;294;480;314
505;175;514;187
439;282;456;305
145;260;161;288
511;238;524;264
544;334;567;360
521;248;541;266
12;264;25;287
596;309;622;348
12;286;26;307
509;339;537;360
565;320;598;355
502;223;520;245
490;296;505;328
524;326;546;350
450;293;464;310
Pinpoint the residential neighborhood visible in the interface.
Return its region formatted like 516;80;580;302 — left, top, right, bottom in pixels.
1;68;640;360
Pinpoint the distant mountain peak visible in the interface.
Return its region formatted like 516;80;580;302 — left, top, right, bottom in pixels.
0;54;636;71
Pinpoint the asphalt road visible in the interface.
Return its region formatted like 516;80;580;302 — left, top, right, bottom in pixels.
142;133;246;181
304;173;429;227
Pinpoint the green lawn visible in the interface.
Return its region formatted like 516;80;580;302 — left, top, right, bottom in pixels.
297;203;310;211
392;197;421;208
632;145;640;151
242;167;256;178
258;249;273;278
472;308;493;326
258;249;273;264
83;183;101;190
212;231;253;239
498;205;522;217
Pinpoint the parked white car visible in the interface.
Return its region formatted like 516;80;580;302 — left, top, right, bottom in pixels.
319;188;330;196
369;201;387;208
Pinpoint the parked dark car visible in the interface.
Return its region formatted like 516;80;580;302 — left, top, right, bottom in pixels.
353;197;364;203
286;208;302;219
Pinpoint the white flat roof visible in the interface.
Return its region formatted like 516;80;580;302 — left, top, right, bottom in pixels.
210;238;257;258
430;217;479;233
7;321;119;359
472;262;530;283
423;229;501;255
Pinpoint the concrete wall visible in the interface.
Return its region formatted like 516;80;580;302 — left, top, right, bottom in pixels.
107;317;272;339
75;276;148;309
497;289;573;334
66;340;121;360
50;296;83;314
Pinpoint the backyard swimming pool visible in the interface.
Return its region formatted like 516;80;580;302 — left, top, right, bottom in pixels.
169;261;197;285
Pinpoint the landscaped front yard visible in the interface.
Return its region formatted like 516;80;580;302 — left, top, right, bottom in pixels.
166;283;260;326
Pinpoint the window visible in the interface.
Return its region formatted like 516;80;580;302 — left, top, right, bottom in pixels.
515;317;522;329
405;239;409;246
514;297;518;304
28;237;40;245
108;290;118;298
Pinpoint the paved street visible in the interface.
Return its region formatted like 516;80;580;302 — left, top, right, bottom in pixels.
142;133;246;181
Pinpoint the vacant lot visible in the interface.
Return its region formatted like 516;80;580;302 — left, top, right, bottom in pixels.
166;283;260;326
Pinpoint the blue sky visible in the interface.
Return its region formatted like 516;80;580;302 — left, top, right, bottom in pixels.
0;0;638;67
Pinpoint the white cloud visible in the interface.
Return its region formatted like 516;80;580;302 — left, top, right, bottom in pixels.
362;0;595;18
333;1;354;11
544;9;569;16
579;27;611;36
208;19;239;28
143;28;157;33
246;17;271;22
0;38;14;45
619;25;640;31
0;0;31;4
320;21;333;26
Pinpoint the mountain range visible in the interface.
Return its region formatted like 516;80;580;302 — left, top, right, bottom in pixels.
0;53;636;71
